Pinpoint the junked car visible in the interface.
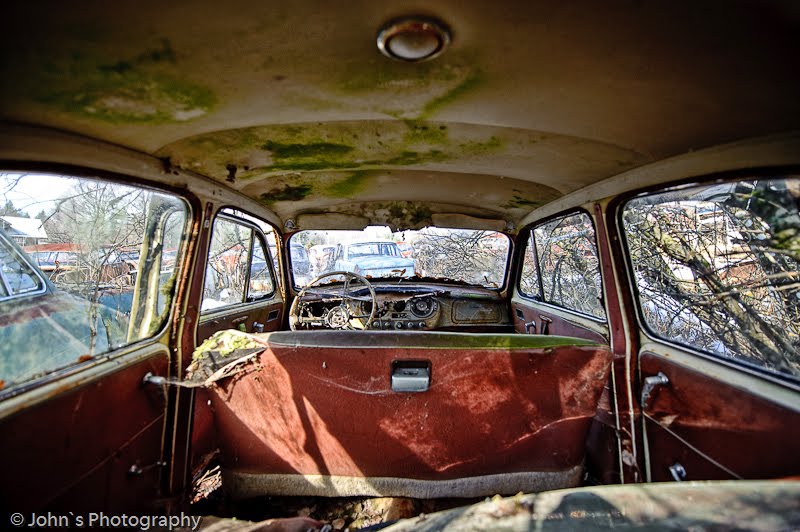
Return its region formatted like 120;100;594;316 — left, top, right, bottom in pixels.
396;241;414;258
308;244;336;275
331;239;416;279
0;228;129;391
0;1;799;530
23;244;79;279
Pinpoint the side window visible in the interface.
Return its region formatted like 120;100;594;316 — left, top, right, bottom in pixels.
263;229;281;291
248;235;274;299
519;212;605;319
201;211;276;312
0;172;188;391
622;177;800;379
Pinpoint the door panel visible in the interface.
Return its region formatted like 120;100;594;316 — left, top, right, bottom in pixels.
641;352;800;482
192;211;284;476
0;351;168;512
205;331;613;498
618;176;800;483
197;211;283;341
0;171;191;513
197;301;283;339
515;211;609;343
512;297;608;343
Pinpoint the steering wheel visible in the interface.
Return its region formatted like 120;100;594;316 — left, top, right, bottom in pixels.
289;271;377;331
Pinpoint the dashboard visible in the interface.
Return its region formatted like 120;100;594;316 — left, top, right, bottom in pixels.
296;283;511;331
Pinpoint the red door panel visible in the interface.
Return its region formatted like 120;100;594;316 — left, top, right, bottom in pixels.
640;353;800;482
191;301;284;474
0;352;168;512
205;331;613;497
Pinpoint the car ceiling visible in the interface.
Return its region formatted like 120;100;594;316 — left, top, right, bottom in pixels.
2;1;799;231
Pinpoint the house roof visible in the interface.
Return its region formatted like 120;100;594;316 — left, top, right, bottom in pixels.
0;216;47;240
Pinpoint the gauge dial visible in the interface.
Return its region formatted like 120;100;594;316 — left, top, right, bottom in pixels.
410;297;436;318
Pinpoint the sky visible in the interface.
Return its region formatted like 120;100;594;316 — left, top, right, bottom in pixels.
1;173;78;217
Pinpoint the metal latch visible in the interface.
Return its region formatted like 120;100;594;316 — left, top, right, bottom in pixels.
641;372;669;410
538;315;552;335
391;360;431;393
142;371;168;404
142;372;167;387
128;461;166;477
669;462;687;482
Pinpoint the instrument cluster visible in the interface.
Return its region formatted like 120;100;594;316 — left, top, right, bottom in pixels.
366;296;439;330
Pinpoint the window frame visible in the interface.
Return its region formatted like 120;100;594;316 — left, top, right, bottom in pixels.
0;166;195;401
200;212;278;315
0;232;47;302
245;230;277;302
288;228;514;291
517;208;607;322
614;172;800;385
218;206;283;293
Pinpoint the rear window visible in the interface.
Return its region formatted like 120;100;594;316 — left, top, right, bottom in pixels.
621;177;800;379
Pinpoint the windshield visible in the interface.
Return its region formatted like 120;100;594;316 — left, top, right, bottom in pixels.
290;226;510;289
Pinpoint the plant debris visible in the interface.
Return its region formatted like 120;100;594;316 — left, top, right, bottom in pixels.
187;330;267;382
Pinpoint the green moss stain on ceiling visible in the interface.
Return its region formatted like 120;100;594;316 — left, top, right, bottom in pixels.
333;50;485;120
1;38;215;124
236;167;563;230
260;184;314;205
156;119;648;226
404;120;449;145
298;201;473;231
325;170;373;198
503;191;544;209
418;72;484;120
158;120;508;180
262;140;354;159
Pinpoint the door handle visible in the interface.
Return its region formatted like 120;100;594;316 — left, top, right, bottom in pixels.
141;372;168;405
669;462;687;482
391;360;431;392
641;372;669;410
538;315;552;335
524;321;536;334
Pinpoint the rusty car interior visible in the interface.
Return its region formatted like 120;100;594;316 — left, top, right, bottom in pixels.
1;1;799;530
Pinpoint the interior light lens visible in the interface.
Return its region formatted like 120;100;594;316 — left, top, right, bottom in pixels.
377;17;451;62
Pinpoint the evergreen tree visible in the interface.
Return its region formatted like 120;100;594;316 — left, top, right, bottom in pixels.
0;200;27;217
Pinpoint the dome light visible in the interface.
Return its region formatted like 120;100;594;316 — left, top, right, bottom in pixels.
377;17;451;62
